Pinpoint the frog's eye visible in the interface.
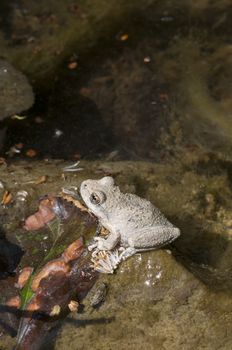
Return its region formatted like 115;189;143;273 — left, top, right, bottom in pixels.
90;191;106;205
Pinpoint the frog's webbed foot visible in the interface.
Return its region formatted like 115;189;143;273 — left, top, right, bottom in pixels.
88;240;98;251
88;241;103;259
88;237;115;257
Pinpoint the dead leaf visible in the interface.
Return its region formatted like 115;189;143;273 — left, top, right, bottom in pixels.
68;300;79;312
50;305;61;316
6;295;21;308
1;190;12;205
68;62;78;69
62;237;84;263
26;149;37;157
15;267;34;289
31;259;70;292
35;175;47;185
120;33;129;41
24;197;56;231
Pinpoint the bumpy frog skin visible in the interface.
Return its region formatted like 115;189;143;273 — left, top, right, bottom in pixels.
80;176;180;260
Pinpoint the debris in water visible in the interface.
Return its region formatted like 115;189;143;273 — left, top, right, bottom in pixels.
49;305;61;316
26;149;37;158
1;190;13;206
15;190;28;203
62;161;84;172
15;267;34;289
68;300;79;312
120;33;129;41
24;197;56;231
68;61;78;70
11;115;27;120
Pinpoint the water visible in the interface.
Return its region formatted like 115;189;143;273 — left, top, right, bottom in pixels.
0;0;232;349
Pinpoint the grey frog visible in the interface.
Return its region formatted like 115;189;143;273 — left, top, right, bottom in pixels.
80;176;180;260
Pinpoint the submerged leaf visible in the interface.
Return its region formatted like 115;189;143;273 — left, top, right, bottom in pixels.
15;267;34;289
19;275;35;310
15;197;99;350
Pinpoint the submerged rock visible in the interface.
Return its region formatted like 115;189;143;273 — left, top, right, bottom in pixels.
57;249;232;350
0;60;34;120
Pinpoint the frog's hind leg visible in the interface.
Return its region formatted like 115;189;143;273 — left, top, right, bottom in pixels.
128;226;180;250
118;247;138;261
119;226;180;262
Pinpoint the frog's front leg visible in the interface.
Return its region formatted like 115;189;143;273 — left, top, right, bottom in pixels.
128;225;180;250
93;230;121;251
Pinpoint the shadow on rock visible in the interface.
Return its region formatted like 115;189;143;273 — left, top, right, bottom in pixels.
0;1;14;39
43;316;116;350
171;215;232;293
0;228;24;279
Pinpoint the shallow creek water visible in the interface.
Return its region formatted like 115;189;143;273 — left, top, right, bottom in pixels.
0;1;232;349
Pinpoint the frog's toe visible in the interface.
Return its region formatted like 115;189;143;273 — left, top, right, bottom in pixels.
91;248;100;257
94;237;104;242
88;242;98;251
119;247;137;261
118;246;125;252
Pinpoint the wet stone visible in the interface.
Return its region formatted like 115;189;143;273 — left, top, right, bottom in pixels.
0;159;232;350
0;60;34;120
55;250;232;350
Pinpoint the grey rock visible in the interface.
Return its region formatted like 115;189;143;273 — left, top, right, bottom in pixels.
0;60;34;120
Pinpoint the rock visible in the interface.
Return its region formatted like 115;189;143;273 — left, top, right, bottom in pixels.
56;249;232;350
0;60;34;120
0;159;232;349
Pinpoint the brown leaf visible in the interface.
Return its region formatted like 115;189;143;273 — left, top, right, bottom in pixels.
62;237;84;263
68;61;78;69
26;149;37;157
15;267;34;289
35;175;47;185
31;259;70;292
6;295;21;309
1;190;12;205
120;33;129;41
24;198;56;231
26;297;41;312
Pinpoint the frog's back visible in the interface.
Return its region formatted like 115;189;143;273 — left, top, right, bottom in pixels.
116;192;172;228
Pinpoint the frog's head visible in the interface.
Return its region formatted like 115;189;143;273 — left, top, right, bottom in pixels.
80;176;116;220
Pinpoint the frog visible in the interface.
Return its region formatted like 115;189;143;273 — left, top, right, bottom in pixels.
80;176;180;261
